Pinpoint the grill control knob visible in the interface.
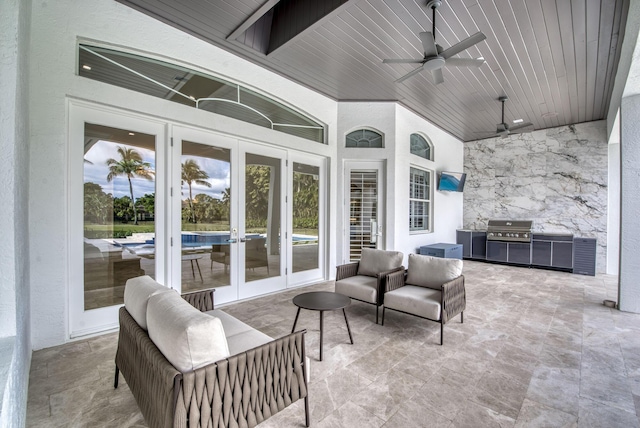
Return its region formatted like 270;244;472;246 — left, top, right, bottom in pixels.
523;233;528;238
497;233;502;237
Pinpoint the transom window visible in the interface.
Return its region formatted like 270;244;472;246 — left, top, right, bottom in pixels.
410;133;433;161
78;44;325;144
345;129;383;148
409;167;432;232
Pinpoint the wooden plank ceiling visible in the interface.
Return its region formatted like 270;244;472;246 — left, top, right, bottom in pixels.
116;0;628;142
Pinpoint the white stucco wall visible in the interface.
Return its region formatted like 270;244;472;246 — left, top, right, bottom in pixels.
1;0;32;425
28;0;467;349
335;102;398;263
29;0;338;349
334;102;464;266
394;104;465;259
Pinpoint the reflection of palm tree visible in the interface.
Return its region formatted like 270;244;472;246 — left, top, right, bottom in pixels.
106;146;154;225
182;159;211;223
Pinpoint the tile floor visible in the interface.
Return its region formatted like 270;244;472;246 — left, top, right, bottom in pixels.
27;260;640;427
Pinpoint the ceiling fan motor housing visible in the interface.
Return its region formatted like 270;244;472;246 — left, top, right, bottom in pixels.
424;57;446;70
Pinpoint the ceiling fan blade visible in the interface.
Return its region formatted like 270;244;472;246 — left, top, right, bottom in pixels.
395;65;425;83
509;122;534;132
431;68;444;85
383;59;423;64
441;32;487;59
419;32;438;57
444;57;485;67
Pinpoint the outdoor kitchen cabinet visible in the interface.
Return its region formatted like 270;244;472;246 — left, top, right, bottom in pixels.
486;241;531;264
532;234;573;270
456;230;486;260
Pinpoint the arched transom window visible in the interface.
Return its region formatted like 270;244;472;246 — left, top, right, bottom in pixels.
410;133;433;161
346;129;383;148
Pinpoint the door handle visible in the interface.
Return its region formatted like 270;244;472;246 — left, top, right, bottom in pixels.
239;237;247;243
370;220;377;244
226;239;237;244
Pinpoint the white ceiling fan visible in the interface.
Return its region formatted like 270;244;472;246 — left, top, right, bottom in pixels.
478;96;534;138
383;0;487;85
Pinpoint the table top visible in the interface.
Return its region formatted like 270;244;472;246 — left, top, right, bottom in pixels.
293;291;351;311
181;253;203;261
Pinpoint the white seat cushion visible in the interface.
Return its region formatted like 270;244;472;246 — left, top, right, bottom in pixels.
147;291;230;372
226;329;274;355
123;275;172;330
205;309;255;337
357;248;404;277
335;275;378;303
209;309;310;382
406;254;463;290
384;285;442;321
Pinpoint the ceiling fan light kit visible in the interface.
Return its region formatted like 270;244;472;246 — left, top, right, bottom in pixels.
382;0;486;85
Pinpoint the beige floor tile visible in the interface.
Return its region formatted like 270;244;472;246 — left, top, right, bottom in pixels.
25;261;640;427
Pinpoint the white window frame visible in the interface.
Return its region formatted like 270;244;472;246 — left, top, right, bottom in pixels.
345;127;385;148
410;133;434;161
409;166;433;234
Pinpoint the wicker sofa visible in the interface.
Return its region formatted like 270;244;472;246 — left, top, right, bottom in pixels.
114;276;309;428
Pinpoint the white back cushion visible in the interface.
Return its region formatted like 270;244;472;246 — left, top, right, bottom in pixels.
357;248;404;277
123;275;171;330
147;291;230;372
406;254;463;290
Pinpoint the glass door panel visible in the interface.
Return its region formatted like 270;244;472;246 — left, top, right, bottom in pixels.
345;161;385;263
349;170;378;260
70;104;166;338
171;127;238;305
288;157;324;287
239;146;287;299
83;124;157;310
292;163;320;273
180;141;232;293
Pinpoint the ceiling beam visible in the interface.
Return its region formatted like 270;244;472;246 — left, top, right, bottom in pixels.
226;0;281;41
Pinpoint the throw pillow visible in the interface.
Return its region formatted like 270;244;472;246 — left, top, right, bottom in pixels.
357;248;404;277
147;291;230;372
123;275;172;330
406;254;463;290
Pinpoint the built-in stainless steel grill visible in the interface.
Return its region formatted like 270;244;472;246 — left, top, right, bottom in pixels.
486;220;533;242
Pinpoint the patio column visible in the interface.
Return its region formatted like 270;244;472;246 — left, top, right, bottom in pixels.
619;93;640;313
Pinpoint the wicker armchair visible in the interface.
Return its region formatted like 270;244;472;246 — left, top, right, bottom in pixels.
335;248;404;324
382;254;465;345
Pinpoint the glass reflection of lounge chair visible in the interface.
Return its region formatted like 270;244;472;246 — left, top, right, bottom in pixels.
245;237;269;275
210;237;269;274
210;244;230;273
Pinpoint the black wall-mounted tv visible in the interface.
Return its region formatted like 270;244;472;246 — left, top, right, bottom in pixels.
438;171;466;192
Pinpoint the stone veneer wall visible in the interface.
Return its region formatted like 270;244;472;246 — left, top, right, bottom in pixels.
463;120;608;273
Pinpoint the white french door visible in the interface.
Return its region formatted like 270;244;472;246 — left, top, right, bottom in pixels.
170;129;289;302
69;103;168;337
170;126;240;305
287;153;325;286
237;142;288;299
71;108;325;337
344;161;385;262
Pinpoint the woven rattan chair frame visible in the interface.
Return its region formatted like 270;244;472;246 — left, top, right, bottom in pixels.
114;288;310;427
382;270;465;345
335;262;404;324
